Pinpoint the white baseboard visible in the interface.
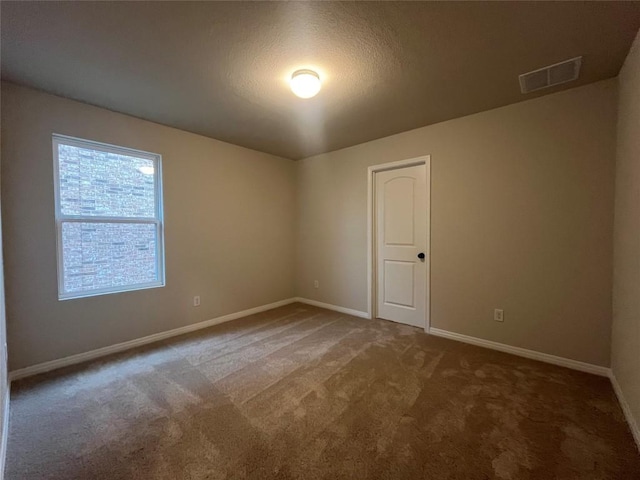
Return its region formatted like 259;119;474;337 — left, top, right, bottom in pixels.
429;327;610;377
609;371;640;452
9;297;297;381
294;297;370;319
0;381;9;480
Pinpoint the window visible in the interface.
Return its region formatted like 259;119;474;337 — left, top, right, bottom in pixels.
53;134;165;300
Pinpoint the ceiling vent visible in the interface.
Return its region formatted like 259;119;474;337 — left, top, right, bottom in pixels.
519;56;582;94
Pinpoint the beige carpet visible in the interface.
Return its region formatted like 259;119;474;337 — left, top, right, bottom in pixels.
6;303;640;479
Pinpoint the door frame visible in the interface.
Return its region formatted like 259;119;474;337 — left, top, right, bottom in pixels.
367;155;431;333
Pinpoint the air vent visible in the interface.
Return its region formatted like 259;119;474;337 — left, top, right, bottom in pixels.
519;56;582;94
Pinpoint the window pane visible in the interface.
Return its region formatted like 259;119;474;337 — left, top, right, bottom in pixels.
58;143;156;217
62;222;158;295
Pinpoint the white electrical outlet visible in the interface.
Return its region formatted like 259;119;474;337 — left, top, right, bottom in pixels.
314;280;319;289
193;296;201;307
494;309;504;322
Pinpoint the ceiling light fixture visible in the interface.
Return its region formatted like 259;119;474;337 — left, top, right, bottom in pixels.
138;166;155;175
290;69;321;99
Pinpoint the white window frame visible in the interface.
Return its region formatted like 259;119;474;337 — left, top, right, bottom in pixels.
52;134;165;300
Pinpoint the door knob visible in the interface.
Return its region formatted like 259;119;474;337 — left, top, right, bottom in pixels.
417;252;425;259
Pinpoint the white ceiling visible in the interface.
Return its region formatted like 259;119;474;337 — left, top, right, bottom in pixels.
2;1;639;159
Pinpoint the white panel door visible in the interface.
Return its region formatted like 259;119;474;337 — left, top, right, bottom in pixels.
375;164;427;327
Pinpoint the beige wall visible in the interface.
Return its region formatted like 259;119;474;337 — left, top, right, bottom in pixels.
612;31;640;440
0;87;9;471
297;79;617;367
1;82;296;371
0;76;621;372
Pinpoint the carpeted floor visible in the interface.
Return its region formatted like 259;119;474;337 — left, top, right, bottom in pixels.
6;303;640;479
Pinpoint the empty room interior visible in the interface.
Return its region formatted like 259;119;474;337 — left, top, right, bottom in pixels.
1;1;640;479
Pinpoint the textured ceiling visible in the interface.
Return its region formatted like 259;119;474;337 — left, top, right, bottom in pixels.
2;2;640;160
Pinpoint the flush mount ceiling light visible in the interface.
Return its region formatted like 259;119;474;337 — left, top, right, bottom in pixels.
138;165;155;175
290;69;321;99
